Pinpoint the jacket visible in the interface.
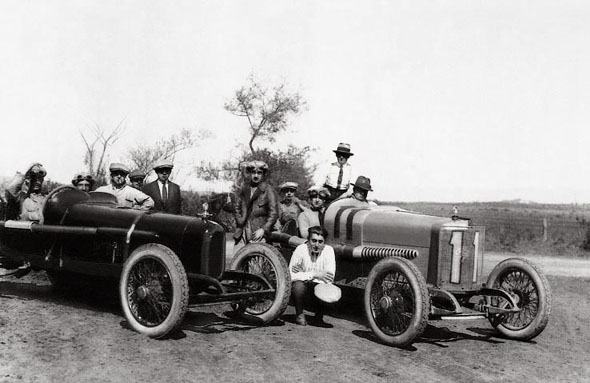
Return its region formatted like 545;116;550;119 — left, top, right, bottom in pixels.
234;182;279;241
142;180;182;214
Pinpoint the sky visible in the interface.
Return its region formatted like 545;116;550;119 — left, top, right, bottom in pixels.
1;0;589;203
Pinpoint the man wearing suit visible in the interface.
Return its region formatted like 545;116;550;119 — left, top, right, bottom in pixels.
233;160;279;244
142;159;182;214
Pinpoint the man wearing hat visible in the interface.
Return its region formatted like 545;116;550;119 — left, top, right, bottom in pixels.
71;173;95;192
323;143;354;202
234;160;279;245
95;163;154;210
331;175;373;208
5;162;48;222
298;186;330;239
142;159;182;214
275;181;305;231
128;169;146;190
289;226;339;327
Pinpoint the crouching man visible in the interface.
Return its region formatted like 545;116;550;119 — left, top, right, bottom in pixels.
289;226;340;327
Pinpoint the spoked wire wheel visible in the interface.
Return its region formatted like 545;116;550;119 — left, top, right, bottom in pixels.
120;244;188;338
229;243;291;324
486;257;551;340
364;257;429;347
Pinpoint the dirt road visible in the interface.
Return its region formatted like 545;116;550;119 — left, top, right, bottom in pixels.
0;254;589;383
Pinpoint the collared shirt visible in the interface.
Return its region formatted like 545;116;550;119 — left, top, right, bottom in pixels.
289;243;336;283
95;184;154;210
324;162;352;190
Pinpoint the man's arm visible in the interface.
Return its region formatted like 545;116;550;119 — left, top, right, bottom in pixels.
288;245;314;282
130;188;154;211
261;187;279;235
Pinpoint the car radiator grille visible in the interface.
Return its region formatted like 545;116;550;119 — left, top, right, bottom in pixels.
437;226;485;291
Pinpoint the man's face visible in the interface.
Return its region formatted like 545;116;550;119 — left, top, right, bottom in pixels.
307;232;326;255
130;178;143;190
352;186;368;201
250;169;264;186
110;171;127;187
309;193;325;209
29;176;44;193
76;180;91;192
336;154;349;166
282;189;295;203
156;168;171;183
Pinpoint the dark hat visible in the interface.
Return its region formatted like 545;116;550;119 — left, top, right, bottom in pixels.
153;159;174;170
351;176;373;191
109;163;130;174
129;169;146;180
333;143;354;156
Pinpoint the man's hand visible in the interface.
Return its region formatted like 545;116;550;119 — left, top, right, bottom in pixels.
252;228;265;242
313;270;330;282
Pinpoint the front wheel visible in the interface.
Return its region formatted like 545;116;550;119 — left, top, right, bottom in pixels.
119;244;189;338
486;257;551;341
229;243;291;324
364;257;429;347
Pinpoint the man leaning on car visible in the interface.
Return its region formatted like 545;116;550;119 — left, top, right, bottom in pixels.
95;163;154;210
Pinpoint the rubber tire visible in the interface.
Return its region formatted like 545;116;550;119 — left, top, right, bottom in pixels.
486;257;552;341
119;243;189;338
229;243;291;324
364;257;429;348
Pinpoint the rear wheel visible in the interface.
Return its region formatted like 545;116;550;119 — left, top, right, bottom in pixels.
229;243;291;324
486;257;551;341
364;257;429;347
119;244;189;338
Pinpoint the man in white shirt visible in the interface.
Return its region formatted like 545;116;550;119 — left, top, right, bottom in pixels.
289;225;336;327
95;163;154;211
323;142;354;202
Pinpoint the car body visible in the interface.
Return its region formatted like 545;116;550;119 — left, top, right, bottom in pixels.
0;186;291;338
272;198;552;347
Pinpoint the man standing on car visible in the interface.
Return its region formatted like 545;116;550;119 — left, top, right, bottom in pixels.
323;142;354;202
142;159;182;214
95;163;154;210
233;160;279;245
289;225;337;327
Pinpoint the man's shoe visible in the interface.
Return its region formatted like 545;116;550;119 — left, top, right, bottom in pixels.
310;314;333;328
295;314;307;326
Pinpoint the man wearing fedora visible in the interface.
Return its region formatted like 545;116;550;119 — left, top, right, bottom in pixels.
289;225;339;327
323;142;354;202
331;175;373;208
95;163;154;210
142;159;182;214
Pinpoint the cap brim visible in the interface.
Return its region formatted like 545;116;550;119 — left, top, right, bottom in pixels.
333;150;354;156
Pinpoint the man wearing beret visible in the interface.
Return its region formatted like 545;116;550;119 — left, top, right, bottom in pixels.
141;159;182;214
5;163;48;222
322;142;355;202
95;163;154;210
234;160;279;245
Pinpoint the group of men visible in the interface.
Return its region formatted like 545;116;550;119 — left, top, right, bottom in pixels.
3;142;373;328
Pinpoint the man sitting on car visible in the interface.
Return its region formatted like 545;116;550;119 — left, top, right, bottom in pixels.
5;163;48;222
298;186;330;239
95;163;154;210
331;175;372;208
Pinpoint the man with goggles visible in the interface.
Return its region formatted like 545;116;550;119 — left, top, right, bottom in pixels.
5;163;48;222
298;186;330;239
71;173;95;192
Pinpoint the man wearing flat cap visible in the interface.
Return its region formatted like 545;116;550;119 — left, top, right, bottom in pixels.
5;162;48;222
95;163;154;210
322;142;355;202
129;169;146;190
142;159;182;214
275;181;305;231
234;160;279;245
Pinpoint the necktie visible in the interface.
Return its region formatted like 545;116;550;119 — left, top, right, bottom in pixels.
162;183;168;202
336;166;344;189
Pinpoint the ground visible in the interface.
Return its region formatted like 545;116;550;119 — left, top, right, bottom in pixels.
0;254;589;383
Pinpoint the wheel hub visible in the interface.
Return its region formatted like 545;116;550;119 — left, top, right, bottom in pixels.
136;285;150;300
379;296;393;311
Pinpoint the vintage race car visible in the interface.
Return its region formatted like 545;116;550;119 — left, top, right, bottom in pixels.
272;198;552;347
0;186;291;338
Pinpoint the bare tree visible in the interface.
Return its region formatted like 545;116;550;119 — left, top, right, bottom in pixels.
80;121;125;186
128;128;211;173
224;75;305;155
